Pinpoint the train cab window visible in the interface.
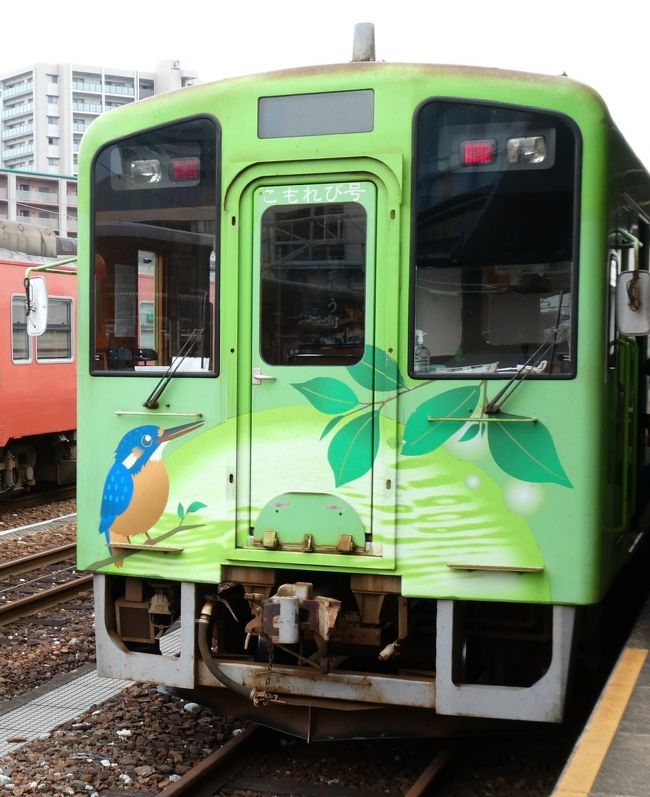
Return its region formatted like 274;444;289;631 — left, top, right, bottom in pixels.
36;297;73;361
412;101;578;378
11;295;31;362
260;202;366;365
92;116;218;374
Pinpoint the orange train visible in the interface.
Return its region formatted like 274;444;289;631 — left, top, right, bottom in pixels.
0;222;76;496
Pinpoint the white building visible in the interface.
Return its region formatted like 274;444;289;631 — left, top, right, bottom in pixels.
0;60;198;176
0;167;77;238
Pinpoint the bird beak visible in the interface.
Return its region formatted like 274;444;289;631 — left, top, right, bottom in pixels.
158;419;204;443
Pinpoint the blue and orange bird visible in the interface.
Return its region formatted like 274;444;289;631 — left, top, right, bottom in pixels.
99;421;204;563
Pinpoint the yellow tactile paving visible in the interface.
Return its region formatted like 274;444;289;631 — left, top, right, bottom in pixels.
552;647;648;797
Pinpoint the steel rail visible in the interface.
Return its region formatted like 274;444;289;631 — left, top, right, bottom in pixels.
0;573;92;626
405;746;453;797
0;543;76;580
158;725;266;797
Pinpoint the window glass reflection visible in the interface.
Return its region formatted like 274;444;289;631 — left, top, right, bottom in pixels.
260;203;367;366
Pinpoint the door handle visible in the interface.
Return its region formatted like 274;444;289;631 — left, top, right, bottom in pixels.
252;367;277;385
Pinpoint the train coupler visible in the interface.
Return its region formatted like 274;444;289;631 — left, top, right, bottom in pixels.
244;582;341;647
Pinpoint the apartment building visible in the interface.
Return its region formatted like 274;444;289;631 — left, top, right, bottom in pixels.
0;60;197;238
0;60;198;176
0;168;77;238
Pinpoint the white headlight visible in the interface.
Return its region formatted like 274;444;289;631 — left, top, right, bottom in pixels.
130;159;161;183
507;136;547;165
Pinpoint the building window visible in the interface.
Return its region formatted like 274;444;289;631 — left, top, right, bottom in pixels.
37;297;73;361
47;137;59;145
47;116;59;124
11;296;31;362
47;95;59;105
48;158;60;166
47;75;58;84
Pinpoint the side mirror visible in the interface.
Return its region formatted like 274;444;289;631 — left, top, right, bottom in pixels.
616;271;650;336
25;276;48;336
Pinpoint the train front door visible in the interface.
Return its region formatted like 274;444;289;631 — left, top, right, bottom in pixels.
245;180;378;557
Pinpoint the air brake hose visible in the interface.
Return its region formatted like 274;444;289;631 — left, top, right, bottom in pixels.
197;599;309;707
197;600;252;699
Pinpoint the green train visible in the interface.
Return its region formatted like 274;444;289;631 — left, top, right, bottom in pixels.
36;28;650;738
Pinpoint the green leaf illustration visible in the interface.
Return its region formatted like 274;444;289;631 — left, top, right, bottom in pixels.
487;413;572;487
292;377;360;414
347;345;404;392
327;410;379;487
459;423;481;442
402;386;480;456
177;503;185;521
320;414;346;440
187;501;207;514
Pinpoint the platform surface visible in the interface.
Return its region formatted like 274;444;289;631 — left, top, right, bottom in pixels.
553;594;650;797
0;665;130;757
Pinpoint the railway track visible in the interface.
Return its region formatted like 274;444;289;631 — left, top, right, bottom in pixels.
0;542;75;578
0;485;76;512
158;726;453;797
0;538;91;626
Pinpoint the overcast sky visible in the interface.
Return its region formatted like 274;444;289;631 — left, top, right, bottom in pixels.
3;1;650;168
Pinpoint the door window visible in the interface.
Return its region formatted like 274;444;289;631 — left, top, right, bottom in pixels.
260;201;367;366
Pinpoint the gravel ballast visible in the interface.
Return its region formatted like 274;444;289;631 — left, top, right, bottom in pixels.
0;684;244;796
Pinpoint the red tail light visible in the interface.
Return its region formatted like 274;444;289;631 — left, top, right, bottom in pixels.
170;157;200;181
462;140;496;165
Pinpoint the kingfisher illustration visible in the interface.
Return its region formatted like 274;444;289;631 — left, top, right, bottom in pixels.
99;421;204;563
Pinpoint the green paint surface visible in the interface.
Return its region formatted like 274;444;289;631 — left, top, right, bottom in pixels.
76;62;633;605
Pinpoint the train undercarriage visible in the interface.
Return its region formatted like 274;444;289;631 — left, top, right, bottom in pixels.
0;431;76;497
96;569;576;740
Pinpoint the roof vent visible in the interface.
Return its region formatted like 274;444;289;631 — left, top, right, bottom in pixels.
352;22;375;62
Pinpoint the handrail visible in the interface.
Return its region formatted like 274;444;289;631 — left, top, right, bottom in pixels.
24;258;78;279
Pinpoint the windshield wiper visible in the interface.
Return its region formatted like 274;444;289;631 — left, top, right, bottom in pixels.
143;328;205;409
485;292;566;416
